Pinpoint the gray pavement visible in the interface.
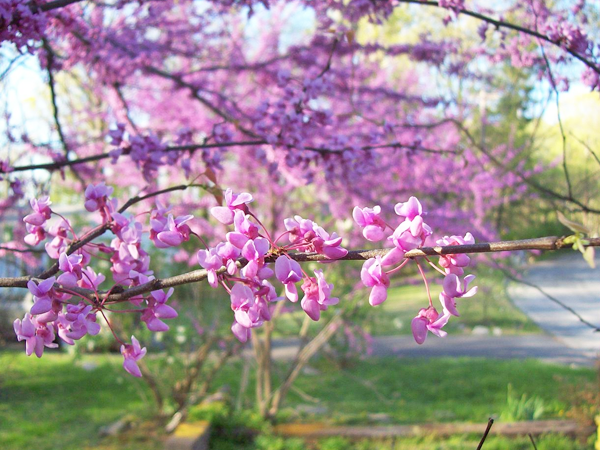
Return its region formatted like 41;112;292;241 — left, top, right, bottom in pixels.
269;334;595;366
267;252;600;367
507;252;600;362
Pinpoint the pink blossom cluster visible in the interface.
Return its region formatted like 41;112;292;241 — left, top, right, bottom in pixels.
14;266;103;359
15;185;188;377
354;197;477;345
0;0;47;53
544;22;590;55
108;124;225;180
23;196;52;246
198;188;346;342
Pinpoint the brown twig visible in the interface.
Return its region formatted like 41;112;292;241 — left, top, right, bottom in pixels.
476;418;494;450
397;1;600;75
528;433;539;450
3;235;600;301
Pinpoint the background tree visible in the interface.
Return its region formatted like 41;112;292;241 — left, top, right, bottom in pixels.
1;0;600;428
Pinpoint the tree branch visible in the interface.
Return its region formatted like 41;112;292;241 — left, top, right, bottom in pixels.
398;0;600;75
2;235;599;303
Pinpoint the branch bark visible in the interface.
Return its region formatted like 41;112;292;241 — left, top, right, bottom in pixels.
1;235;597;304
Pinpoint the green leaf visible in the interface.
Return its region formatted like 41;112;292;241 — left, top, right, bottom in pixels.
583;247;596;269
557;211;590;234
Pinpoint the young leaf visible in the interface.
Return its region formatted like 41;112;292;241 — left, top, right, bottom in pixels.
583;247;596;269
557;211;590;234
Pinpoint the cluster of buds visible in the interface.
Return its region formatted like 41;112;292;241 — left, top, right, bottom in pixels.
15;184;478;377
354;197;477;345
15;183;184;377
198;189;347;342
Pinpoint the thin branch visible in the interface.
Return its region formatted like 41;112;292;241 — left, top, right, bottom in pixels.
528;433;539;450
6;140;454;174
7;140;266;173
0;245;46;254
3;235;600;305
500;267;600;332
397;1;600;75
42;39;70;158
476;418;494;450
33;184;195;280
112;83;140;134
316;38;338;79
37;0;83;12
571;133;600;168
456;121;600;214
537;37;572;199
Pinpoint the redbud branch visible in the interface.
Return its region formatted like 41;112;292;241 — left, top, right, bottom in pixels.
535;35;573;200
455;121;600;214
1;235;598;304
34;184;197;281
42;39;70;159
5;140;453;175
398;0;600;75
0;246;45;254
7;141;266;173
476;418;494;450
492;262;600;332
34;0;83;13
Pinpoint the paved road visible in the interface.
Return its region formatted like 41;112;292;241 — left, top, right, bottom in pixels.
269;334;595;366
267;253;600;367
507;252;600;362
273;334;596;366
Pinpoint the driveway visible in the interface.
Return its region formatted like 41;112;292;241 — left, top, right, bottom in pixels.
507;252;600;361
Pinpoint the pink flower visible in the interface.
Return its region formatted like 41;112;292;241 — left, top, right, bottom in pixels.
439;274;477;316
284;215;348;260
216;242;240;275
360;256;390;306
84;183;116;222
229;283;263;342
121;336;147;377
56;252;83;287
63;303;101;340
353;205;387;241
411;306;450;345
23;196;52;226
300;270;339;321
44;219;69;259
14;313;58;357
275;255;303;302
150;214;193;248
230;283;263;329
437;233;474;275
141;288;178;331
394;197;423;220
197;248;223;288
24;223;46;246
79;267;106;290
210;188;254;225
28;277;56;315
240;237;269;279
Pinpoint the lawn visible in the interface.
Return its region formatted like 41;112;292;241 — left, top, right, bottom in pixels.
0;349;596;450
357;266;540;337
0;350;162;450
272;267;540;339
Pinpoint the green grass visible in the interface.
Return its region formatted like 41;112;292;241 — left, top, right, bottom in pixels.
366;268;540;336
0;349;595;450
247;433;595;450
282;357;593;424
0;350;162;450
269;267;540;339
